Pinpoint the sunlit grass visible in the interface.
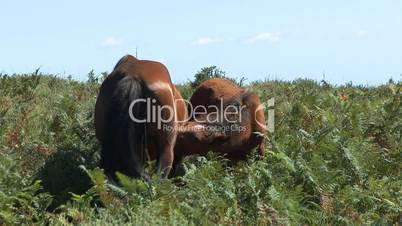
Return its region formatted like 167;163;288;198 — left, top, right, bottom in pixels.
0;71;401;225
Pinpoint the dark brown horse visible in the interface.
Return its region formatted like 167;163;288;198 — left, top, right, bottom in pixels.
173;78;267;169
95;55;188;180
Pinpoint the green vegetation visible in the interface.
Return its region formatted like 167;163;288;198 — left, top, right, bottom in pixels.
189;66;246;89
0;70;401;225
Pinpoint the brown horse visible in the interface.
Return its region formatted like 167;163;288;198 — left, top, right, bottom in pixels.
95;55;188;180
173;78;267;169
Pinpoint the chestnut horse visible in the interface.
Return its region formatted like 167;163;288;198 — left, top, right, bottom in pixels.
173;78;267;169
95;55;188;180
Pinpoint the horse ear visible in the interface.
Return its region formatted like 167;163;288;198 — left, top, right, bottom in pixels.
240;89;253;102
241;89;260;108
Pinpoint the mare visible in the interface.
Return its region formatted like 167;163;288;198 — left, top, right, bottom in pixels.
95;55;188;180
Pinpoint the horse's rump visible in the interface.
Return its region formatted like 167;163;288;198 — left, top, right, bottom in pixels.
96;55;182;180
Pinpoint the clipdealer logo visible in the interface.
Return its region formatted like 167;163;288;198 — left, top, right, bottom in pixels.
128;97;274;133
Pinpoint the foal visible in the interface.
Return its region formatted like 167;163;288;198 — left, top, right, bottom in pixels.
171;78;267;174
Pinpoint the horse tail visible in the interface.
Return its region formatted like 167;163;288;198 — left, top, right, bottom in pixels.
101;75;146;180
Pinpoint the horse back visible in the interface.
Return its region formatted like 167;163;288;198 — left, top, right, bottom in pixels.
190;78;242;112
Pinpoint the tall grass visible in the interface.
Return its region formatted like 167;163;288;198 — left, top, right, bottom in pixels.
0;71;401;225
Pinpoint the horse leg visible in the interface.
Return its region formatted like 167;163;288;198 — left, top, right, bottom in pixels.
169;155;185;178
154;128;176;179
154;121;177;179
257;141;265;158
146;82;178;179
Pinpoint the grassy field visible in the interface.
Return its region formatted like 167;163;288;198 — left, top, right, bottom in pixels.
0;70;401;225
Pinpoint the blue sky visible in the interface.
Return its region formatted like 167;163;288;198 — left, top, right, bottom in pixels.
1;0;401;84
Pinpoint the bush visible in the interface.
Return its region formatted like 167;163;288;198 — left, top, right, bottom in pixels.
38;149;93;208
190;66;245;88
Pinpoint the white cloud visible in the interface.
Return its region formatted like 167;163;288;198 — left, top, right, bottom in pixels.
355;30;369;38
192;37;224;45
101;36;123;47
245;32;282;44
